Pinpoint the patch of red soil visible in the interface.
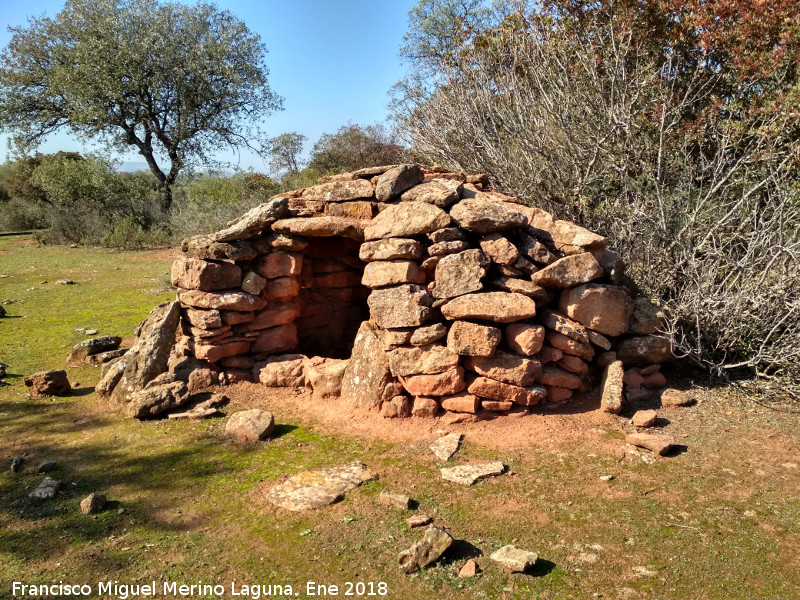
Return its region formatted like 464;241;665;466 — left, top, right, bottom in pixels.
220;381;625;454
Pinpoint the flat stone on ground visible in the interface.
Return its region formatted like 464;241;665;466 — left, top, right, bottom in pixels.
265;461;377;511
430;433;463;461
379;490;412;510
30;477;61;500
440;462;505;485
626;432;676;456
490;545;539;573
407;514;433;528
225;409;275;443
632;409;658;427
398;526;454;574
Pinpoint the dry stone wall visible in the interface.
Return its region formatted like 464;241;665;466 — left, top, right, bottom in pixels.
114;164;672;419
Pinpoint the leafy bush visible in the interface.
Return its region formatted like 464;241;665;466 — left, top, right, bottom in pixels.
394;0;800;389
169;171;280;240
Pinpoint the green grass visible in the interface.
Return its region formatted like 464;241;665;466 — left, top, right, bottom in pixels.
1;236;799;600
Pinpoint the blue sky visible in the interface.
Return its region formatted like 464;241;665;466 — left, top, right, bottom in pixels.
0;0;416;172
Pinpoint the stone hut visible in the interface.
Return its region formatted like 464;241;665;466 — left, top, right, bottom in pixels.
97;164;672;419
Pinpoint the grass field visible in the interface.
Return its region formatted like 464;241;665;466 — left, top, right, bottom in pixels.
1;236;799;600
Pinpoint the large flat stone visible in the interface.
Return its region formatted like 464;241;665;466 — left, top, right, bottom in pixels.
212;198;289;242
178;289;266;312
375;164;424;201
368;284;432;328
467;376;545;406
265;461;377;511
272;216;366;241
440;462;505;485
364;203;452;240
359;238;423;262
388;344;460;376
559;284;634;336
341;322;393;408
432;249;489;299
398;526;454;574
449;199;527;233
464;351;541;387
441;292;536;323
171;257;242;291
531;253;603;288
301;178;374;202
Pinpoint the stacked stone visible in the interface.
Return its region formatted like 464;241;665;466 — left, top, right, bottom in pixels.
169;163;671;418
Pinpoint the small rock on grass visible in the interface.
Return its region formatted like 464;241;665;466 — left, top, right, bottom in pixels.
55;279;75;285
406;514;433;528
459;559;480;578
440;462;505;485
430;432;463;461
379;490;411;510
398;526;454;574
10;456;23;472
631;409;658;427
225;409;275;443
626;432;675;456
29;477;61;500
490;545;538;573
80;493;107;515
37;460;57;473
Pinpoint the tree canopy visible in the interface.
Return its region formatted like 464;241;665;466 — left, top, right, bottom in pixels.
308;123;404;174
270;132;307;176
0;0;283;210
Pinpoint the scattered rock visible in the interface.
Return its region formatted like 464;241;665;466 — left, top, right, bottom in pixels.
600;361;624;415
304;358;348;398
29;477;61;500
459;559;480;578
489;545;538;573
379;490;411;510
37;460;57;473
85;329;98;335
430;433;463;461
626;432;675;456
440;462;505;485
661;388;693;408
257;354;306;387
398;526;454;574
126;381;191;419
80;493;107;515
631;409;658;427
66;335;122;367
407;514;433;528
265;461;377;511
225;409;275;443
10;456;23;472
102;301;181;404
599;475;615;482
24;370;71;397
55;279;75;285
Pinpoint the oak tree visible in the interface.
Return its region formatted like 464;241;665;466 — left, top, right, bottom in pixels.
0;0;283;211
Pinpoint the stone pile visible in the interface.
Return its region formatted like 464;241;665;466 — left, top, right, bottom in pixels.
101;163;673;419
